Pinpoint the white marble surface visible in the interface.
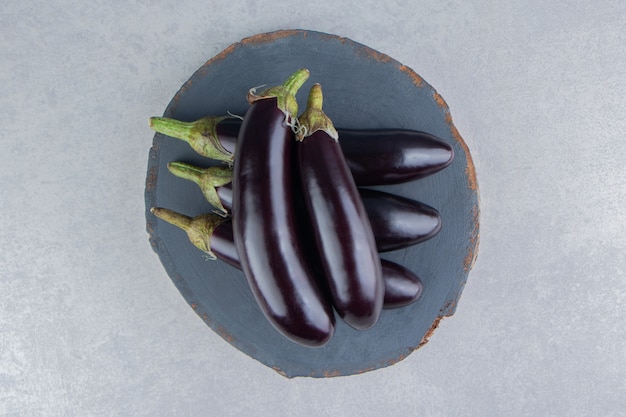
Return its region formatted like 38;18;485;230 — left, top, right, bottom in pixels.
2;1;625;416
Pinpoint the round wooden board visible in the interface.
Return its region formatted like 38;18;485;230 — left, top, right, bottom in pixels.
145;29;479;378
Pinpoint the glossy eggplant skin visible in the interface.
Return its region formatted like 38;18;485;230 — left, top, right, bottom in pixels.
358;188;442;252
209;219;239;269
216;183;233;211
337;129;454;185
380;260;423;309
297;131;384;330
232;98;335;347
217;183;440;252
213;120;453;185
215;118;240;154
209;219;423;309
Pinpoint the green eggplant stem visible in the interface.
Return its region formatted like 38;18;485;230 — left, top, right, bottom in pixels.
149;117;195;141
150;207;193;231
296;83;338;141
247;68;310;121
148;115;234;163
166;162;232;215
150;207;226;258
282;68;311;97
166;161;206;183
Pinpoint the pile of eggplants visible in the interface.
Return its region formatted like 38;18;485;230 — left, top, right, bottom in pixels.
150;68;454;347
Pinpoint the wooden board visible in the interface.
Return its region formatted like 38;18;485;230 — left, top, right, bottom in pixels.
145;29;480;378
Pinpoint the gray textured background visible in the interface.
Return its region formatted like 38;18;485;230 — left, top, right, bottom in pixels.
1;1;625;416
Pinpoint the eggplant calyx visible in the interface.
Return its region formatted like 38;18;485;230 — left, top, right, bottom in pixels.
296;83;338;142
247;68;310;123
167;162;233;216
151;207;228;259
149;115;234;163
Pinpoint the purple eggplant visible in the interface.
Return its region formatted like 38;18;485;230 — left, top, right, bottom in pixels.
150;115;453;185
296;84;384;330
167;162;442;252
231;69;335;347
380;260;423;309
358;188;441;251
150;208;423;309
335;129;454;185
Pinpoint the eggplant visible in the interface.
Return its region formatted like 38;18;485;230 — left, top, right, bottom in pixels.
230;69;335;347
150;114;453;185
150;208;423;309
167;162;442;252
336;129;454;185
358;188;441;251
380;260;423;309
296;84;384;330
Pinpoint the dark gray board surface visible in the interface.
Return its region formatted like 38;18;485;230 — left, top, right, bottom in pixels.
145;29;480;378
